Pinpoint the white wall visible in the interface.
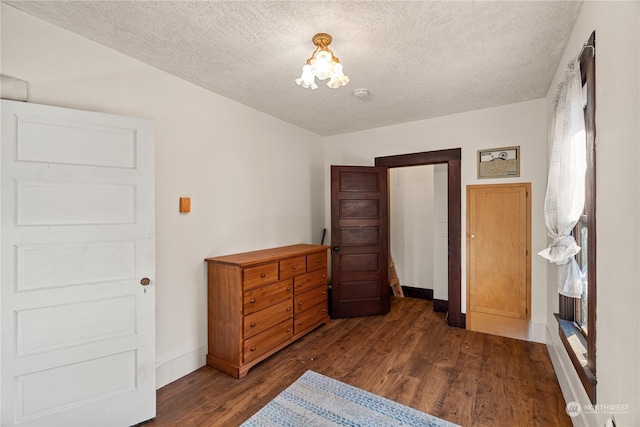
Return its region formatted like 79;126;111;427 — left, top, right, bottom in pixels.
390;166;435;290
544;2;640;426
0;5;325;388
389;165;448;299
324;98;549;342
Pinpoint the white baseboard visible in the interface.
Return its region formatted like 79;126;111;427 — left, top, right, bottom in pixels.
155;345;207;389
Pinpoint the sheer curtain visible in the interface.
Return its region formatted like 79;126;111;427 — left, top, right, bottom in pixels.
538;57;587;298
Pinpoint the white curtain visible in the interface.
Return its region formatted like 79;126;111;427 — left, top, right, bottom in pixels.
538;57;587;298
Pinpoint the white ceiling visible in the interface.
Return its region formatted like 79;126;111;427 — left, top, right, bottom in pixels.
4;1;582;136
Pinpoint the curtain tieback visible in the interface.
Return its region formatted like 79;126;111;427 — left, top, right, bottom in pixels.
538;235;581;265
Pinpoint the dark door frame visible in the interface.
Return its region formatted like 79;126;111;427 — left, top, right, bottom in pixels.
375;148;464;328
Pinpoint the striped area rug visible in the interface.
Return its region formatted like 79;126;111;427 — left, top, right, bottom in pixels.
241;370;459;427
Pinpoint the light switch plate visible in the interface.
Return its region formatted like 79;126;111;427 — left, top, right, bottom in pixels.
179;197;190;213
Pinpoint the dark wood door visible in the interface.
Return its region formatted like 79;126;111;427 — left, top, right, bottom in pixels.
330;165;389;318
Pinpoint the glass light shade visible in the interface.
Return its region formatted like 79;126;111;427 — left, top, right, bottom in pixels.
314;49;332;63
295;64;318;89
326;63;349;88
314;49;338;79
327;73;350;89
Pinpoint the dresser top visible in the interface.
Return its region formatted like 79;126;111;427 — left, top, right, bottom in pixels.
205;244;330;267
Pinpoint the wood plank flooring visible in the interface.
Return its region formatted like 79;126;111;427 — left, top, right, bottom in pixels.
146;297;571;427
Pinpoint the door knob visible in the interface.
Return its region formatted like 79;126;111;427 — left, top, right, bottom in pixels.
140;277;151;286
470;234;476;239
333;246;340;252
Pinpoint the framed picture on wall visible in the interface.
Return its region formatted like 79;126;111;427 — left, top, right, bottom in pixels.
477;146;520;178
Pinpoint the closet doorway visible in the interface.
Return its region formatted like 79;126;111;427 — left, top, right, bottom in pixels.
375;149;463;328
389;165;447;307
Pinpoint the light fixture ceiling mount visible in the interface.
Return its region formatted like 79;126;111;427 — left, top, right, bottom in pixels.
295;32;350;90
312;32;333;50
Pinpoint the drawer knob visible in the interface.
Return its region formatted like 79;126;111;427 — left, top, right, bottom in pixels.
286;307;292;312
250;346;256;352
286;287;292;291
298;302;303;306
250;298;256;304
260;273;266;278
322;274;326;278
316;259;321;263
250;322;256;328
298;321;303;325
292;265;297;270
322;291;326;295
322;308;327;312
287;328;292;332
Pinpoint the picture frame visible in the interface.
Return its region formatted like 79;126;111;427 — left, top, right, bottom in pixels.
477;146;520;179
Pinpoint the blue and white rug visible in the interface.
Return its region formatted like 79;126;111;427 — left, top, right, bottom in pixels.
241;370;459;426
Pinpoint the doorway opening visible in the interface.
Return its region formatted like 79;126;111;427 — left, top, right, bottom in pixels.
375;149;463;328
389;165;447;306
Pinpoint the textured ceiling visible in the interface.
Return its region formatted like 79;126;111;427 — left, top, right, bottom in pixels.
4;1;582;136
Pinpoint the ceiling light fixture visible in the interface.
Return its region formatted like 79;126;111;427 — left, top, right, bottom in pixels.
295;33;349;90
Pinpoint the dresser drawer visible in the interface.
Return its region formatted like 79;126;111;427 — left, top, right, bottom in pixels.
244;279;293;315
243;262;279;291
306;252;327;272
294;284;328;315
279;256;306;280
243;319;293;363
294;303;328;336
244;299;293;338
293;269;327;294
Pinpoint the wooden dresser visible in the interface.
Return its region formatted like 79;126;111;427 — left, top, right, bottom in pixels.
205;244;330;378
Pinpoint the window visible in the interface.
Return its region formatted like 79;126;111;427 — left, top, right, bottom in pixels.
574;216;588;334
557;31;596;404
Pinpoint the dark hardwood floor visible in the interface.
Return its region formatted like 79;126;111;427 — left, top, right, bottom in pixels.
146;297;571;426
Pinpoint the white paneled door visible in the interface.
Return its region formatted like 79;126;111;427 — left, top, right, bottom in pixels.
1;100;155;426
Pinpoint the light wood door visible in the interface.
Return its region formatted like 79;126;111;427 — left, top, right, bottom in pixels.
1;100;155;426
330;166;389;318
467;183;530;339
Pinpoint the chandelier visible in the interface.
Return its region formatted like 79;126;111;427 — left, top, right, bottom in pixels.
295;33;350;90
